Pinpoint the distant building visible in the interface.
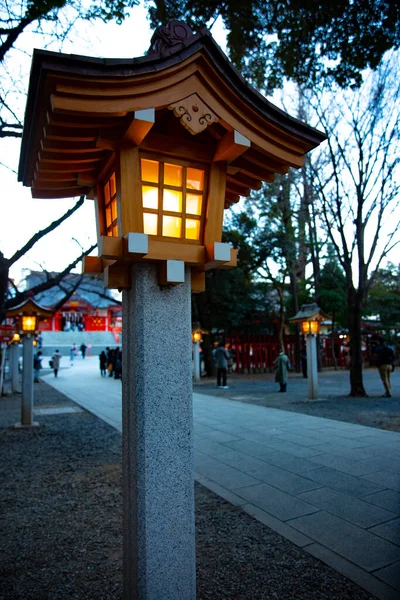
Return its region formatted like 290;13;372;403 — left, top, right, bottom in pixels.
25;271;121;333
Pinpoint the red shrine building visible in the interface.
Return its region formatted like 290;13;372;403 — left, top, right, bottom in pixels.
24;271;121;333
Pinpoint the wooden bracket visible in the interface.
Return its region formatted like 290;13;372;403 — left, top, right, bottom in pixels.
214;130;251;163
158;260;185;286
204;242;231;270
104;262;130;289
220;248;238;269
98;236;123;260
191;269;206;293
123;109;155;145
124;232;149;257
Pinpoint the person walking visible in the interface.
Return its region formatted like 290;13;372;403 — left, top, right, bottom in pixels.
80;343;87;359
213;342;230;389
274;348;289;392
106;347;114;377
374;337;395;398
51;349;62;378
33;351;43;383
70;344;76;366
99;350;107;377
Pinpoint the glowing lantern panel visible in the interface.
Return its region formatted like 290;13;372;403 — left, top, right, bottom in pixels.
104;172;118;237
140;158;204;241
22;315;37;332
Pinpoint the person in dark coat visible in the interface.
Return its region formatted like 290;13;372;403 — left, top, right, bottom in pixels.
274;349;289;392
106;347;114;377
34;351;42;383
80;343;87;359
99;351;107;377
213;342;230;389
374;337;395;398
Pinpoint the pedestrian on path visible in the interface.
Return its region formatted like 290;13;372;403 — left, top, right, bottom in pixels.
99;350;107;377
33;351;42;383
51;350;62;378
70;343;77;366
213;342;230;389
374;336;395;398
274;348;289;393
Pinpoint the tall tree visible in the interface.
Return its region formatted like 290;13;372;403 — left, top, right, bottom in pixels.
0;0;139;137
364;263;400;333
311;56;400;396
149;0;400;91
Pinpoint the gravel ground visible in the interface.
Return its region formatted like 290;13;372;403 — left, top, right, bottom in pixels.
0;382;376;600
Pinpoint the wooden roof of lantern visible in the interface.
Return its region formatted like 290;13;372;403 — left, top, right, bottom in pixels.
18;21;326;206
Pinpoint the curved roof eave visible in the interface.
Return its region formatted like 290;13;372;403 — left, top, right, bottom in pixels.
19;27;326;183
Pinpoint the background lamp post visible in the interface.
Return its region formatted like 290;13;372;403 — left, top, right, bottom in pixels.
11;333;21;393
192;330;202;382
290;303;331;401
17;19;326;600
6;299;53;428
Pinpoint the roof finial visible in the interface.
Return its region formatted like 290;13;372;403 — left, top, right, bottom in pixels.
147;20;195;57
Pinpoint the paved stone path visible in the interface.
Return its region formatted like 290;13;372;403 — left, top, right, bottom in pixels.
42;358;400;599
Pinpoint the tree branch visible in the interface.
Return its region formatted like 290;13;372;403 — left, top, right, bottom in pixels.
8;195;85;265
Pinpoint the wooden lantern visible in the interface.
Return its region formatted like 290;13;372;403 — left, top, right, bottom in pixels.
290;303;331;336
6;299;54;335
18;21;326;293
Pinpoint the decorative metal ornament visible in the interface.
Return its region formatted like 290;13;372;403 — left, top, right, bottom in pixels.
148;21;194;57
168;93;219;135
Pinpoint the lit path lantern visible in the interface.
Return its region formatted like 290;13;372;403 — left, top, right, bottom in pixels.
10;333;21;393
18;20;326;600
192;330;202;382
290;303;331;400
6;299;53;427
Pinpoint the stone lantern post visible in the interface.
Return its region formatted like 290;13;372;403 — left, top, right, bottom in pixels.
6;299;53;427
18;20;326;599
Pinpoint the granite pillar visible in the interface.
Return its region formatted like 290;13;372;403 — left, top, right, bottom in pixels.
10;343;20;393
193;341;200;382
306;334;318;400
122;263;195;600
16;335;38;428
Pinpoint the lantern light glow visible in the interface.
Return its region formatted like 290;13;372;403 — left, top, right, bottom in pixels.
301;320;320;336
141;158;204;241
21;315;37;332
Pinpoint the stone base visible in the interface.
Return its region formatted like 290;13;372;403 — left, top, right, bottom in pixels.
14;421;40;429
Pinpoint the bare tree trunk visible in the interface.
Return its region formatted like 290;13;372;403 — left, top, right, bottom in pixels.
348;287;367;396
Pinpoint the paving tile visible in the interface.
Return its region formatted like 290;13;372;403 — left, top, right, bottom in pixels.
305;543;400;600
241;503;314;548
272;432;325;447
297;487;397;528
368;517;400;546
310;443;382;461
262;439;323;458
288;511;400;571
363;489;400;514
357;456;400;475
200;429;241;443
239;461;322;495
373;560;400;591
225;438;283;459
307;453;382;477
304;466;385;497
261;453;324;475
194;453;261;490
194;437;228;456
233;482;320;521
362;471;400;493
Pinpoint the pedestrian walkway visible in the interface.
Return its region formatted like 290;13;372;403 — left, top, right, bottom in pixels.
42;358;400;599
